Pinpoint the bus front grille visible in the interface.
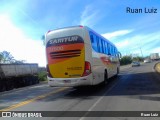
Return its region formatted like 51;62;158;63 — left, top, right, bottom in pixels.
50;49;81;59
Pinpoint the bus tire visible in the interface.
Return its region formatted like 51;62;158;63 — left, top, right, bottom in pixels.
101;70;108;86
115;67;119;77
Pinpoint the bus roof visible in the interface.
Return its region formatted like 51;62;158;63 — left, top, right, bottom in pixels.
46;25;116;48
47;25;84;33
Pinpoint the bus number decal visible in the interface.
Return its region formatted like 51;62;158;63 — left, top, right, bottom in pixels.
48;46;64;52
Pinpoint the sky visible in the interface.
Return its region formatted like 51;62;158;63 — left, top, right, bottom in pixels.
0;0;160;67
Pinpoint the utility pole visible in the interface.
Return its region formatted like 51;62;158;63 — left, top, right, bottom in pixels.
140;47;143;58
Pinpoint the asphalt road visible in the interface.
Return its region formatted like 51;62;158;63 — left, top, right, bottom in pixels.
0;61;160;120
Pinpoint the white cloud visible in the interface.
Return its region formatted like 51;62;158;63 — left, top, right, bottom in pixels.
0;15;46;67
102;29;133;39
115;40;129;48
80;5;100;27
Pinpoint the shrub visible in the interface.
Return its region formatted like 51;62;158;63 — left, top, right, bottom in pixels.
120;56;132;65
38;71;47;81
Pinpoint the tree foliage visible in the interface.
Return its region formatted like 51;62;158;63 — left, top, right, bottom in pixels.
38;71;47;81
120;55;132;65
132;56;144;62
120;55;145;65
0;51;25;64
0;51;14;63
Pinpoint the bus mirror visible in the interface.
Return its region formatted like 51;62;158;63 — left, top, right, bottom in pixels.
118;52;122;59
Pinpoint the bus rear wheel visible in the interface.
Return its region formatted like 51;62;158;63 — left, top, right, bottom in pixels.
115;67;119;77
101;70;108;86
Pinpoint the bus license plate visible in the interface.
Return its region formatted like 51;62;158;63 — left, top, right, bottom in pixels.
64;80;71;83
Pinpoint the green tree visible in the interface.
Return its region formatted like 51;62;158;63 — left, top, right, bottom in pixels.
132;56;144;62
0;51;25;64
0;51;15;63
120;55;132;65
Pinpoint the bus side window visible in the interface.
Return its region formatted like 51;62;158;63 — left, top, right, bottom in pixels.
113;47;116;56
105;41;108;54
111;46;114;55
103;40;106;54
96;36;100;52
90;34;94;43
101;39;104;53
103;41;106;54
102;40;105;54
110;45;112;55
90;33;98;52
112;46;114;55
108;43;111;55
113;47;115;56
114;47;116;56
98;37;102;53
115;48;118;56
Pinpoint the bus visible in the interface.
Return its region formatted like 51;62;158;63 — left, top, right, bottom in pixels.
45;25;121;87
